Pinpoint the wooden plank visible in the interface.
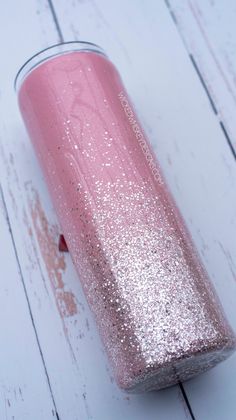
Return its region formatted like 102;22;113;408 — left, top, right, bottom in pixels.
168;0;236;150
0;190;56;419
52;0;236;419
0;1;190;419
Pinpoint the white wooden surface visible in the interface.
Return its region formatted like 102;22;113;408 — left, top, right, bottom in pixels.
0;1;236;419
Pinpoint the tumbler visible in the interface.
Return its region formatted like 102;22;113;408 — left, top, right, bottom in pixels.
16;41;236;392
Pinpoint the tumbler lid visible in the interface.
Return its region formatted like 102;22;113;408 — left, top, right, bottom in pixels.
14;41;106;92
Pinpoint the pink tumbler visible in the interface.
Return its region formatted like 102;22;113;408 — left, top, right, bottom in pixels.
16;42;236;392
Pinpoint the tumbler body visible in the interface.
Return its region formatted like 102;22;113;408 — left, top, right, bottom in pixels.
17;43;236;392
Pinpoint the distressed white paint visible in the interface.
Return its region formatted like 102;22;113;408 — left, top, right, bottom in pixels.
168;0;236;149
0;0;236;419
0;192;56;419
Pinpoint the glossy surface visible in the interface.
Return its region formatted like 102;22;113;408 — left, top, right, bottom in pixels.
18;50;235;392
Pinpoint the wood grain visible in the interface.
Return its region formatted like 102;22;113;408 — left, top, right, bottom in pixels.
0;0;236;418
168;0;236;151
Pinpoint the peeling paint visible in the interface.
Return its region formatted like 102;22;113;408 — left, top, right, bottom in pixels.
27;186;78;318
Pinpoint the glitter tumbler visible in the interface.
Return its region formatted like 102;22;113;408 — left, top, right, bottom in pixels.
16;42;236;392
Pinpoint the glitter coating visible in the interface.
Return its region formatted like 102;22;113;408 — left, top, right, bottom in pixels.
18;48;236;392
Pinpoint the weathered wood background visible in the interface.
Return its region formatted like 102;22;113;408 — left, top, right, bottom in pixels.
0;1;236;419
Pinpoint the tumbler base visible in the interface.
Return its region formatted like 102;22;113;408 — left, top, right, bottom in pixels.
122;341;236;393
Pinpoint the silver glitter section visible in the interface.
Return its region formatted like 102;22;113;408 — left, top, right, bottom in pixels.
67;178;236;391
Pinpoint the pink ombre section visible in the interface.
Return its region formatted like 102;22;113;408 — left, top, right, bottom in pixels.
18;50;235;392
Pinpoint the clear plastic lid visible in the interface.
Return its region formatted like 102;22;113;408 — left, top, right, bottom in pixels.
15;41;106;92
